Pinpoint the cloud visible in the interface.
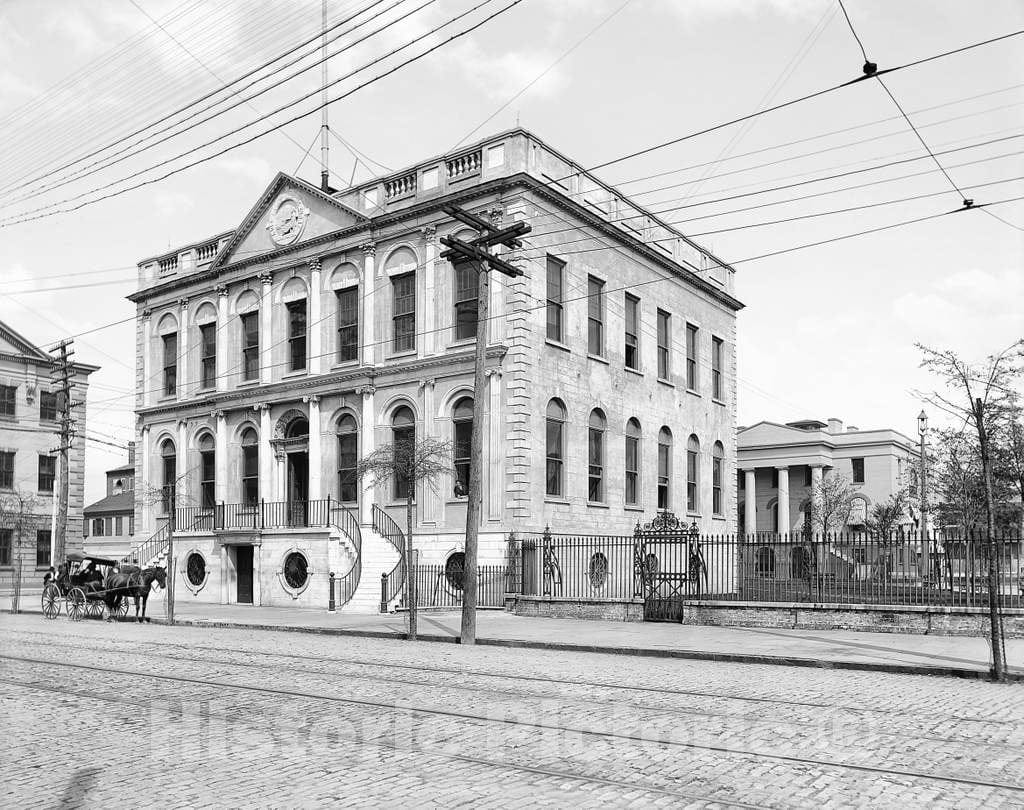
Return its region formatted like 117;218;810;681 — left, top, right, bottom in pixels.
154;191;194;216
435;40;570;102
215;155;273;186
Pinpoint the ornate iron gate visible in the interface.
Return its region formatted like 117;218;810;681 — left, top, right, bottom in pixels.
634;512;708;621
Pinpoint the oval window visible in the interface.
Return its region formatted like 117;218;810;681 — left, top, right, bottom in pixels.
185;552;206;587
283;552;309;589
444;552;466;591
588;552;608;589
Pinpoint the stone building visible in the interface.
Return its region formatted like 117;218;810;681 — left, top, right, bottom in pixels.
129;128;741;611
0;319;96;581
83;443;136;559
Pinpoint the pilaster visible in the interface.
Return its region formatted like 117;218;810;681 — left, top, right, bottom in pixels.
176;419;188;509
308;258;322;375
357;385;376;523
305;394;322;501
361;243;376;367
177;298;189;401
486;368;502;522
258;271;274;385
419;378;437;525
141;309;153;407
255;403;272;504
422;226;437;355
214;284;229;392
213;410;228;504
140;424;152;535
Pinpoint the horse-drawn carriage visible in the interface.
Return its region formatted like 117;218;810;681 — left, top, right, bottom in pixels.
41;552;166;622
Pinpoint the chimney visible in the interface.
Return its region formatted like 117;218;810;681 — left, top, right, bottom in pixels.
846;426;858;432
127;441;136;467
827;418;843;435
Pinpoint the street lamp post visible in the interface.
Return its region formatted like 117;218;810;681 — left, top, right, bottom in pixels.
918;410;930;585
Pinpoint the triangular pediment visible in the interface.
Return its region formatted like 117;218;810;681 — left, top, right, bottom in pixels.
739;421;829;447
214;173;369;268
0;319;53;362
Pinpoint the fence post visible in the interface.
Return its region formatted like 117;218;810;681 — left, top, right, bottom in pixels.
328;571;336;612
542;525;552;597
326;494;332;529
380;572;388;614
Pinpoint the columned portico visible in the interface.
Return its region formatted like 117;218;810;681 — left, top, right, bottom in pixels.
776;466;790;535
743;469;756;535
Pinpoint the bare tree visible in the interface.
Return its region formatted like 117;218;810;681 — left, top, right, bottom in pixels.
357;437;453;641
933;428;987;535
0;489;45;614
809;472;856;534
866;487;911;581
917;339;1024;682
995;398;1024;540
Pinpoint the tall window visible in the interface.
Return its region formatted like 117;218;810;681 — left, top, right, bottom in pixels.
588;409;606;503
198;434;215;509
686;323;699;391
852;457;865;483
240;312;260;381
336;287;359;362
199;323;216;389
624;294;640;371
38;454;55;493
545;399;566;497
162;333;177;396
287;299;307;371
587;276;605;357
687;434;700;513
337;415;358;503
657;427;672;509
625;418;641;506
656;310;670;380
392;273;416;352
241;428;259;504
452;397;474;496
39;390;58;422
711;336;724;400
0;451;14;489
0;385;15;418
454;264;479;341
713;441;724;516
115;517;123;535
160;439;176;513
392;406;415;499
546;256;564;342
0;529;11;566
36;529;51;567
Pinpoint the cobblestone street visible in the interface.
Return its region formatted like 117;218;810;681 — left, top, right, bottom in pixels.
2;613;1024;808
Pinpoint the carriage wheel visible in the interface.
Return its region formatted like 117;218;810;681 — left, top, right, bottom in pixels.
118;597;131;618
41;584;62;620
67;587;87;622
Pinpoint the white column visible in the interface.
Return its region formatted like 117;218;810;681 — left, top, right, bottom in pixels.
358;385;376;523
486;368;502;522
141;309;153;407
743;469;756;536
811;464;824;531
256;403;272;503
361;243;376;366
219;545;229;604
140;425;152;535
776;466;790;535
419;379;437;525
308;258;322;375
177;298;189;401
259;271;273;385
214;410;228;504
215;284;229;392
176;419;188;510
253;543;263;606
305;395;322;501
422;226;437;355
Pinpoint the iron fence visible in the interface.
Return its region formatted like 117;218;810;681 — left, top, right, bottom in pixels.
175;499;338;532
506;533;636;600
406;563;507;609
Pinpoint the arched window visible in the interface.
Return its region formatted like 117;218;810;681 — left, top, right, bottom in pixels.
712;441;725;517
331;263;360;363
686;434;700;513
755;546;775;577
452;230;479;341
657;427;672;510
337;414;358;503
588;408;606;503
392;406;415;500
198;433;215;509
770;500;779;533
625;418;641;507
452;397;473;497
286;417;309;439
160;438;176;513
241;428;258;504
195;302;217;390
386;248;417;353
545;399;566;497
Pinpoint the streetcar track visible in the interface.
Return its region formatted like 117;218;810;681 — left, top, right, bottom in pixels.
0;676;763;809
4;626;1011;726
5;634;1015;750
3;652;1021;794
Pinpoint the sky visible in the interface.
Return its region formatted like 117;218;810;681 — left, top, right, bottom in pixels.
0;0;1021;504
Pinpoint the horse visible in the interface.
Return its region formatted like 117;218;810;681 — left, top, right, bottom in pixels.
103;566;166;623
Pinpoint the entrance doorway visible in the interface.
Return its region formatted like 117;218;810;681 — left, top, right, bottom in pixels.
287;451;309;526
236;545;254;604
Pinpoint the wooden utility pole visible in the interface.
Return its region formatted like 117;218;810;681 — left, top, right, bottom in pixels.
440;204;529;646
50;340;74;562
167;489;176;625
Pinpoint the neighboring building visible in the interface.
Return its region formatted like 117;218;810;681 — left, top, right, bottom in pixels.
129;128;741;611
83;443;136;558
737;417;920;535
0;319;97;580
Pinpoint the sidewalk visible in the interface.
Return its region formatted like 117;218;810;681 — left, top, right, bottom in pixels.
8;589;1016;680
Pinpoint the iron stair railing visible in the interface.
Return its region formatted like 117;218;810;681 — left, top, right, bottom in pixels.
373;504;407;612
329;503;362;610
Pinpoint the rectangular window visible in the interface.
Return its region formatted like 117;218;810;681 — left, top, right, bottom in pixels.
392;273;416;353
771;468;779;488
93;518;105;537
39;390;58;422
624;294;640;371
242;444;259;504
657;442;670;510
656;310;671;380
0;529;11;566
337;434;358;503
38;454;55;493
200;450;216;508
711;336;723;400
0;385;15;418
287;299;307;371
83;518;89;538
687;447;699;513
0;451;14;489
162;333;177;396
625;435;639;506
454;263;479;341
38;530;53;568
240;312;260;381
546;256;564;342
104;517;112;536
336;287;359;362
587;275;605;357
199;323;216;389
804;466;812;487
115;516;124;535
852;457;865;483
129;515;135;535
713;457;723;516
686;323;699;391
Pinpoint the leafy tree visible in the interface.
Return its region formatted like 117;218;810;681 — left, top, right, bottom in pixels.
808;472;856;534
866;488;911;538
0;489;45;614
